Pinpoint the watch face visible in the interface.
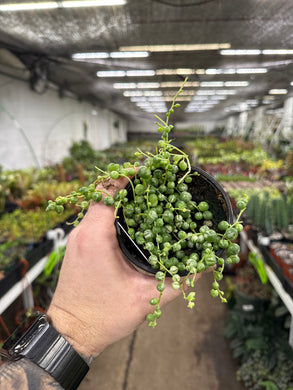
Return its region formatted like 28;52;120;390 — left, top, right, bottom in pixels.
1;312;46;359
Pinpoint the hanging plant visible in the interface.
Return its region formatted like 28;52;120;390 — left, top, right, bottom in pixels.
47;79;248;327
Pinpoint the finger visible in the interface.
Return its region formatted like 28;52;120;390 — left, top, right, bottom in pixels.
96;175;130;197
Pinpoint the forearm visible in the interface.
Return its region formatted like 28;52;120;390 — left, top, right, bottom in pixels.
0;359;62;389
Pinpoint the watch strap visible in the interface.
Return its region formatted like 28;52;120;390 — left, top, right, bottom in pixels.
19;319;89;390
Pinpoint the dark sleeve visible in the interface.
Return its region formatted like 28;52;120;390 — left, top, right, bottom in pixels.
0;358;63;389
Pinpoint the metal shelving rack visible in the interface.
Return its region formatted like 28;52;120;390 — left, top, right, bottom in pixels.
240;231;293;348
0;228;67;315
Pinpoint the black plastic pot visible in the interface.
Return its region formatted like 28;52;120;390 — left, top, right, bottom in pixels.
234;288;270;318
115;166;234;276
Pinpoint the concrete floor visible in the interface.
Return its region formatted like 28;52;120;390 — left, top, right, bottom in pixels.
79;273;246;390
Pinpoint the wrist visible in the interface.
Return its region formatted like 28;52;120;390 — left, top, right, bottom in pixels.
47;304;99;364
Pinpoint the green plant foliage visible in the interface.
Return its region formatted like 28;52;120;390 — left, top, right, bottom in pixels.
19;180;80;209
248;251;268;284
237;350;293;390
216;174;256;182
0;208;73;243
48;80;248;326
0;241;26;268
225;293;293;390
43;245;66;276
261;381;279;390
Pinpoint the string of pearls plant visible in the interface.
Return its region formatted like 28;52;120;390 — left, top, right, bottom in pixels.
47;79;248;327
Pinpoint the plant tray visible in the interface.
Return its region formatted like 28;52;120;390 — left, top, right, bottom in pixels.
25;239;54;269
0;261;24;298
259;244;293;299
54;214;77;235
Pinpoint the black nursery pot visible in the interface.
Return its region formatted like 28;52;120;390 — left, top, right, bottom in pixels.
115;166;234;276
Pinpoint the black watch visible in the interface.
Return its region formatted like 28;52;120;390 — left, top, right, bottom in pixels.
0;312;89;390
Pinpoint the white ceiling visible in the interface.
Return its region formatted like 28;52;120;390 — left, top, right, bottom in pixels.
0;0;292;125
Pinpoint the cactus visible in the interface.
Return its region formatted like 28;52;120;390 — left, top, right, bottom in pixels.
287;196;293;225
264;198;274;236
246;193;260;224
273;197;288;232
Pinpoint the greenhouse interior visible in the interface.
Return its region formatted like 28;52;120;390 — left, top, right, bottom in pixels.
0;1;293;389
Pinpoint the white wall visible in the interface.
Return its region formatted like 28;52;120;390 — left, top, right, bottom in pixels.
0;74;127;170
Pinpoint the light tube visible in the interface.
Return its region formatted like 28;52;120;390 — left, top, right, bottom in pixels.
220;49;261;55
0;2;58;11
97;70;126;77
110;51;149;58
269;89;288;94
62;0;126;8
0;0;126;11
262;50;293;55
120;43;231;52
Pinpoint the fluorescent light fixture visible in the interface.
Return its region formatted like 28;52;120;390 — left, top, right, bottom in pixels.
205;69;221;74
220;49;293;56
62;0;126;8
123;91;143;97
144;108;167;113
73;52;110;60
73;51;148;60
192;96;208;100
130;97;147;102
291;82;293;86
201;81;247;89
131;97;165;103
196;89;236;95
119;43;231;52
137;82;160;89
97;70;126;77
114;82;159;89
136;102;153;107
123;90;162;97
202;101;219;105
126;70;155;76
0;2;58;11
200;81;224;87
156;68;205;75
110;51;149;58
210;95;227;100
114;83;136;89
185;108;209;112
160;81;199;88
163;90;195;96
269;89;288;94
224;81;249;87
205;68;236;74
196;90;215;95
0;0;126;11
236;68;267;74
205;68;266;74
143;91;163;96
216;90;237;95
220;49;261;55
97;69;155;77
148;97;165;102
262;49;293;55
164;96;192;102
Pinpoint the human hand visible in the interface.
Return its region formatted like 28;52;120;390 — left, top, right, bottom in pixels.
47;176;201;361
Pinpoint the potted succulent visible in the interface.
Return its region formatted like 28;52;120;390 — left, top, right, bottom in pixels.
233;251;272;318
47;80;248;326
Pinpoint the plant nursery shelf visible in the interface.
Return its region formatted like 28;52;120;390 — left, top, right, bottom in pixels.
240;231;293;348
0;231;68;315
